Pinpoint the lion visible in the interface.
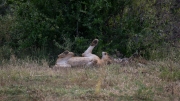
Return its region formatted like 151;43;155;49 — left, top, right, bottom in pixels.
53;39;112;69
53;51;111;69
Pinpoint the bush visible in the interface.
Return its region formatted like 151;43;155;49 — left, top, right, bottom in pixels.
1;0;178;59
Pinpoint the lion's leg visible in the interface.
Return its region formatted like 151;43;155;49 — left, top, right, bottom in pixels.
54;60;72;68
82;39;99;57
86;59;97;67
54;51;74;69
53;64;71;70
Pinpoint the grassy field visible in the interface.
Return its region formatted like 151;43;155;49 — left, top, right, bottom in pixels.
0;58;180;101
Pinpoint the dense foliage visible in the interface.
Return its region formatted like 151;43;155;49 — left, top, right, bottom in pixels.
0;0;180;60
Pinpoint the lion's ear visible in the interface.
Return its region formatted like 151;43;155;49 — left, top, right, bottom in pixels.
104;52;107;55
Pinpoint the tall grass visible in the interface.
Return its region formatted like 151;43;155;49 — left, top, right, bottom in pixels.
0;56;180;101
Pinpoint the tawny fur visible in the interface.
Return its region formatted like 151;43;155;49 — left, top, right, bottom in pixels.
53;39;112;68
81;39;103;66
54;51;111;68
53;51;74;68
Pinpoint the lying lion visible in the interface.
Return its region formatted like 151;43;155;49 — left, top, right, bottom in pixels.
53;39;112;69
53;51;112;69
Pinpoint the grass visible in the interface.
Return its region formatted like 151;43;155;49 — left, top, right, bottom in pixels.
0;58;180;101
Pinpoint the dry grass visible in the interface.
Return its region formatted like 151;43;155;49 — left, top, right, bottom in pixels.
0;58;180;101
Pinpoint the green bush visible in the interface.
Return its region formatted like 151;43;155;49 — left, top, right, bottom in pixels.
0;0;178;59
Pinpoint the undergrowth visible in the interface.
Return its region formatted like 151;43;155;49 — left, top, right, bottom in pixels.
0;58;180;101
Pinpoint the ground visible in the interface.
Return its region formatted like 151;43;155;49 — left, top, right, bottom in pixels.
0;59;180;101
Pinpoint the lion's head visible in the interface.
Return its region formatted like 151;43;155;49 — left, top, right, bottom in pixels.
101;52;112;65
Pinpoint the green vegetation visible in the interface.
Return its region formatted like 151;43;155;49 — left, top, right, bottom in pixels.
0;59;180;101
0;0;179;59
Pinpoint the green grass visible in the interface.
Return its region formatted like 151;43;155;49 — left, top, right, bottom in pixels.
0;58;180;101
